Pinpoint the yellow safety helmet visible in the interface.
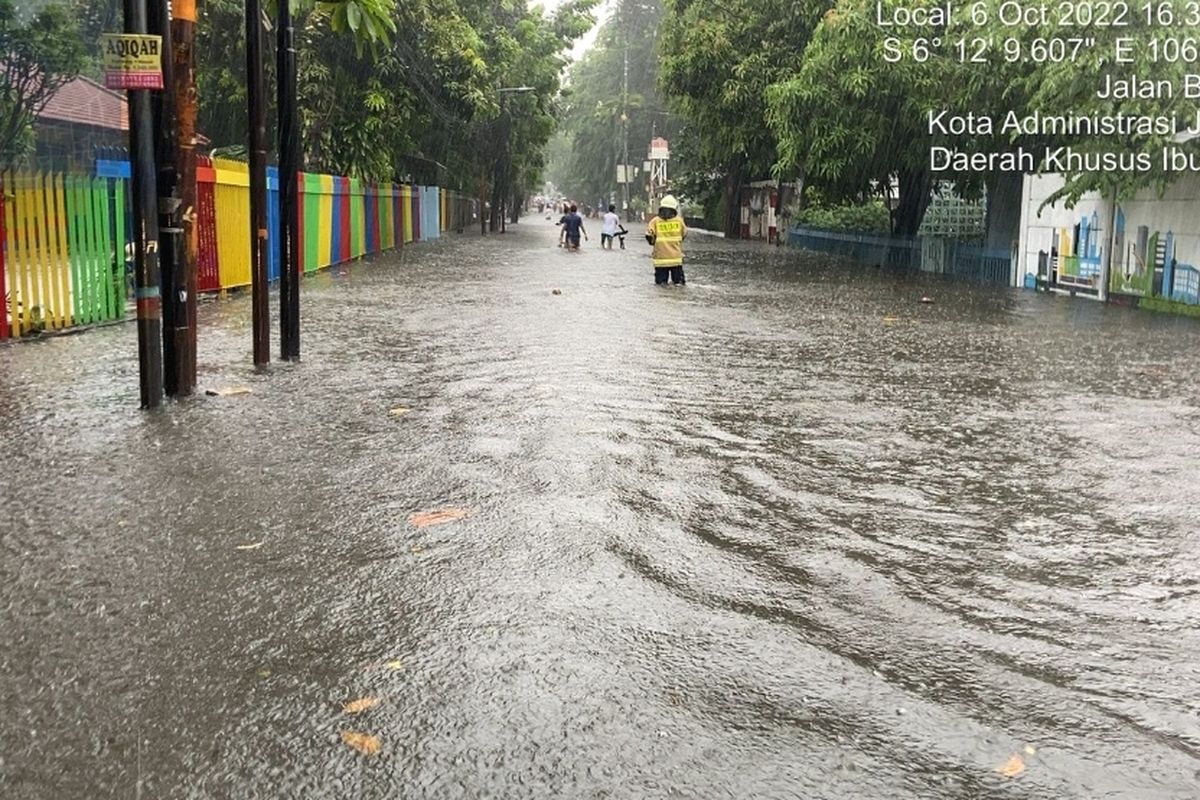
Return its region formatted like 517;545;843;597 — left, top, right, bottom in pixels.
659;195;679;211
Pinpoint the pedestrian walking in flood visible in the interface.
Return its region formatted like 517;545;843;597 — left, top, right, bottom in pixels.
601;204;621;250
556;202;571;247
563;204;588;252
645;195;687;284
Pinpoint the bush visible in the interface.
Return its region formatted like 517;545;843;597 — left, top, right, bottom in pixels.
797;200;891;234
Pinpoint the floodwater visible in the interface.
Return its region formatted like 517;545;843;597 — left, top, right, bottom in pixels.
2;220;1199;799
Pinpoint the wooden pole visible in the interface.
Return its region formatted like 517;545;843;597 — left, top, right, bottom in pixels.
172;0;199;390
125;0;164;407
150;0;187;396
246;0;269;367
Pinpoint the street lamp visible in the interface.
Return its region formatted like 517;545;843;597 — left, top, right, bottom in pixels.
494;86;534;233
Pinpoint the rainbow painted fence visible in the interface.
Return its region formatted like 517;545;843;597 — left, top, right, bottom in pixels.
0;158;471;339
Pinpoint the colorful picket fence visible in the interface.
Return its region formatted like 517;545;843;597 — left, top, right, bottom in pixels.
1;172;129;338
2;160;467;339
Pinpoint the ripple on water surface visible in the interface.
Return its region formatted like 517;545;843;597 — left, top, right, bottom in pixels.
1;225;1198;798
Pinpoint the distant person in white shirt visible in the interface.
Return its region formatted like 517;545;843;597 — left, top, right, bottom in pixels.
601;204;626;250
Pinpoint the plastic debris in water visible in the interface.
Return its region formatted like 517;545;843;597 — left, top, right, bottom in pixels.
996;754;1025;778
343;697;380;715
408;508;469;527
340;730;381;755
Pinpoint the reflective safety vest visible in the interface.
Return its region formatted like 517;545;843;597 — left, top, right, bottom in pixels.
647;216;687;267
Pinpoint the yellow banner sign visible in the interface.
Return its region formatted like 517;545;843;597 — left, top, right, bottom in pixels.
100;34;163;90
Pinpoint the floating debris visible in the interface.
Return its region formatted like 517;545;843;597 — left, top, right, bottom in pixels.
996;754;1025;778
409;508;469;528
340;730;381;756
342;697;381;715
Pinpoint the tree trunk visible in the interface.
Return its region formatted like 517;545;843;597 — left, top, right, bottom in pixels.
893;168;932;237
984;171;1023;251
722;162;744;239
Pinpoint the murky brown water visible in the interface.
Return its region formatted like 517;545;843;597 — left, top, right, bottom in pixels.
2;222;1199;798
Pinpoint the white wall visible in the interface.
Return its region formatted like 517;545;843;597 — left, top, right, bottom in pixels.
1016;173;1200;303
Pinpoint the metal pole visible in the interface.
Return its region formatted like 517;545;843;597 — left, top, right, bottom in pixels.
172;0;198;392
150;0;186;396
621;43;629;221
277;0;300;360
125;0;164;407
246;0;269;367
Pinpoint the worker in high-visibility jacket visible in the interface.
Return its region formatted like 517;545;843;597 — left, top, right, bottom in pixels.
645;195;688;285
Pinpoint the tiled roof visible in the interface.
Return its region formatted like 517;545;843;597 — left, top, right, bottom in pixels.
37;75;128;132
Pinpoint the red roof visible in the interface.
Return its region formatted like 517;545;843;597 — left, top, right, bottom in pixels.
38;75;128;132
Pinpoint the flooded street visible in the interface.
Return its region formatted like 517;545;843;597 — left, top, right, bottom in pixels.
2;221;1200;798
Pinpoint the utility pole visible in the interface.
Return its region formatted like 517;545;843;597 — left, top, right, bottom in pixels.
124;0;163;407
277;0;300;360
171;0;198;391
621;42;630;222
245;0;269;367
150;0;187;396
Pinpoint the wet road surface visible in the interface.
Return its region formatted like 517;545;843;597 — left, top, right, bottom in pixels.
2;220;1200;798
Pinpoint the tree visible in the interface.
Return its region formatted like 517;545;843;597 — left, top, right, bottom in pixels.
766;0;944;236
0;0;85;167
960;0;1200;208
553;0;673;211
660;0;820;235
195;0;595;224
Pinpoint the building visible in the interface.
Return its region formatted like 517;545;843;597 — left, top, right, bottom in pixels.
33;75;128;171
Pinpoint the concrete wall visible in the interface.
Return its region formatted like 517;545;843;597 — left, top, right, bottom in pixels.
1017;173;1200;305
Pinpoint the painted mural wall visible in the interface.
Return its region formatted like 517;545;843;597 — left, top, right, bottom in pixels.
1017;173;1200;306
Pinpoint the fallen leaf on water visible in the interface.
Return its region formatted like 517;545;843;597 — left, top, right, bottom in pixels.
257;668;271;678
882;316;900;323
1023;745;1037;756
408;508;469;527
996;754;1025;778
388;406;409;417
343;697;380;715
385;659;405;671
410;545;425;554
206;386;253;397
340;730;381;756
235;541;264;550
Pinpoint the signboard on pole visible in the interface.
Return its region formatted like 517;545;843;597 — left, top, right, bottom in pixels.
100;34;164;90
616;165;639;184
649;137;669;161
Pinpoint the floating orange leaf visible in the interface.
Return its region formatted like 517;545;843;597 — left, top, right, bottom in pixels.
343;697;380;715
996;754;1025;778
408;508;469;527
341;730;381;755
385;659;404;671
388;406;409;417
